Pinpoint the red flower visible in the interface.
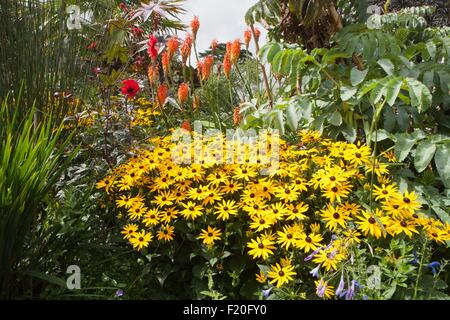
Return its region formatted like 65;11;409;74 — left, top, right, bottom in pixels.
131;26;144;38
119;2;128;13
147;35;158;61
87;41;97;50
201;55;214;81
121;79;140;98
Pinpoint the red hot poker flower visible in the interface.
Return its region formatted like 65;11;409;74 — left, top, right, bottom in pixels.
190;16;200;39
147;65;159;86
162;52;170;77
254;28;261;43
157;83;168;107
178;83;189;105
181;34;193;64
121;79;140;98
244;29;252;48
201;55;214;81
166;36;179;59
230;39;241;65
147;35;158;61
223;54;231;79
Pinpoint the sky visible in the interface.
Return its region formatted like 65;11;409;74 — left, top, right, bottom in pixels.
180;0;267;55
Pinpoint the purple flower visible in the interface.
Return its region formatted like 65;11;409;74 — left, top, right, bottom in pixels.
304;247;322;261
309;265;320;278
316;280;327;298
115;289;124;297
335;274;346;298
345;280;356;300
427;261;441;275
363;295;369;300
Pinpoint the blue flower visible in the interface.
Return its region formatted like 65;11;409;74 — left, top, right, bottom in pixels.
335;274;346;298
262;287;273;299
427;261;441;275
304;248;322;261
309;265;320;278
363;295;369;300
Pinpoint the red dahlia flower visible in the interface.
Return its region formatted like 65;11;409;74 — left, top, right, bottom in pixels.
121;79;140;98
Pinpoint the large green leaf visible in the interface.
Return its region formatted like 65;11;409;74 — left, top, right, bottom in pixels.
406;78;432;113
435;143;450;188
394;133;417;162
414;141;436;173
350;67;369;86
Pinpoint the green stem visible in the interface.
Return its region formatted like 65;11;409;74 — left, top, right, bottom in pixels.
413;238;428;300
235;64;253;100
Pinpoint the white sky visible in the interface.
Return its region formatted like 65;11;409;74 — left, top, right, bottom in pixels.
180;0;267;55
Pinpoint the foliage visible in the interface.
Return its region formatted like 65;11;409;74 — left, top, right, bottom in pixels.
0;94;78;298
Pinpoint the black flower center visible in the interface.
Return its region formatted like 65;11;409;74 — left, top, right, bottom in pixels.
368;217;376;224
333;212;340;219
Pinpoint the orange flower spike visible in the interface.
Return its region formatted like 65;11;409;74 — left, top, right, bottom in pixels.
233;106;241;126
211;39;218;54
202;55;214;81
244;29;252;49
157;83;168;107
147;65;159;86
196;60;203;81
162;52;170;77
166;36;179;59
223;54;231;79
181;33;193;64
226;41;232;56
178;83;189;105
190;16;200;39
230;39;241;65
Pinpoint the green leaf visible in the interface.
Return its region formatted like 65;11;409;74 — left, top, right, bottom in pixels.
414;141;436;173
328;111;343;126
435;143;450;188
350;67;369;86
378;59;395;75
394;133;417;162
340;86;357;101
385;77;403;106
406;78;432;113
286;104;298;131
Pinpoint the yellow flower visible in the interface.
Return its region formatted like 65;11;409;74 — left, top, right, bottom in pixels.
297;232;323;253
255;271;267;284
355;209;388;239
96;177;115;194
320;204;351;231
142;208;161;226
274;185;300;202
313;248;344;271
373;184;398;202
121;223;138;239
129;230;153;251
180;201;204;220
156;224;175;242
214;199;239;221
267;263;296;288
247;236;276;260
198;226;222;246
276;225;301;250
